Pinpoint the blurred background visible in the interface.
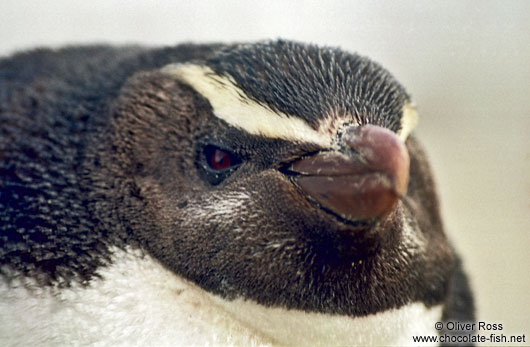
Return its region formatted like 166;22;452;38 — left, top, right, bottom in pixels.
1;0;528;342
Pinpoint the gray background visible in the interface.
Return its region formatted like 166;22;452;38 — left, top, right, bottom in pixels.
1;0;529;340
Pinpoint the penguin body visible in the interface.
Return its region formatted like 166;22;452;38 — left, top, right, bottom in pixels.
0;41;474;345
1;247;444;346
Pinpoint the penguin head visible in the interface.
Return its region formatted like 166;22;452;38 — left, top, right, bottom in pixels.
97;40;452;317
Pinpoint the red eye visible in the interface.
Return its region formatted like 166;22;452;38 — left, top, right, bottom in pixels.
204;145;240;171
210;148;231;170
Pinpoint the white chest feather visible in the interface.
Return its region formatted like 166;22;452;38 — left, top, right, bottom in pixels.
1;248;442;346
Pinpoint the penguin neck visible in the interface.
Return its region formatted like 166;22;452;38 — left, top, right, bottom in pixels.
2;247;443;346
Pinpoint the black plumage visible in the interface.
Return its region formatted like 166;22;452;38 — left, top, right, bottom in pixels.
207;41;407;131
0;40;474;342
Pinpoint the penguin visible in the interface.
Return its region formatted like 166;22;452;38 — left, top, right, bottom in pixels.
0;40;474;346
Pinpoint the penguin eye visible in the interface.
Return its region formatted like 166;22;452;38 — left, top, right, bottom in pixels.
201;145;242;185
205;146;235;171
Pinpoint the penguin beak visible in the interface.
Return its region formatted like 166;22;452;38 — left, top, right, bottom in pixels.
287;125;410;221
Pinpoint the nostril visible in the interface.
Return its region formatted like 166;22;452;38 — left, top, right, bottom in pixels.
341;125;410;196
342;125;390;158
